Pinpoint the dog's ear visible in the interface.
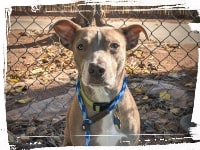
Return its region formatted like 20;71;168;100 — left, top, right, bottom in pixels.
121;25;148;50
49;19;81;49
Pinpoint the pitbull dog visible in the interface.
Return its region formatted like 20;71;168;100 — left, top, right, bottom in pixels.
50;19;148;146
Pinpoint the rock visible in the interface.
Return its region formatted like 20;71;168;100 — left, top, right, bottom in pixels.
7;88;75;122
8;130;17;143
130;78;192;107
26;127;37;135
144;120;156;133
180;114;193;132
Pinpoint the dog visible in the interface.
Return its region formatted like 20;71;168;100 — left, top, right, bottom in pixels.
50;19;148;146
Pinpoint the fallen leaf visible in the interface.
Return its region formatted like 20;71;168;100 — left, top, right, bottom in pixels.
55;59;62;67
16;97;32;104
142;95;149;100
156;108;166;115
138;63;145;69
160;118;168;124
130;82;136;87
165;46;172;51
148;56;154;60
40;58;49;63
134;87;143;94
126;67;134;74
147;63;158;71
8;78;19;84
15;86;25;93
168;73;180;79
170;108;180;115
47;64;57;72
13;82;26;88
143;69;150;74
184;82;194;88
133;50;144;58
125;61;138;74
38;75;52;85
64;59;71;65
31;68;44;75
21;56;26;59
167;43;179;48
7;82;27;94
159;90;170;100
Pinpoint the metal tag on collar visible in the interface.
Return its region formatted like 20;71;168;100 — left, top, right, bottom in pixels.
113;106;121;129
82;119;92;131
113;114;121;129
82;123;90;131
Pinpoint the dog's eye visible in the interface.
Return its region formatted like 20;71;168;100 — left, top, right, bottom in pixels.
110;43;119;49
77;44;84;50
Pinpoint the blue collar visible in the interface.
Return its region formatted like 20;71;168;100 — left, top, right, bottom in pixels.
75;77;127;146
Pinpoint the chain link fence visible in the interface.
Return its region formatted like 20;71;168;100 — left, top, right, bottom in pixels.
6;3;200;148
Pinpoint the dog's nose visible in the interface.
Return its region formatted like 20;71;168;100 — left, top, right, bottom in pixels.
88;63;105;77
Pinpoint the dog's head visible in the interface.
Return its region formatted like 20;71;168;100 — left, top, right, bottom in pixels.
50;19;148;89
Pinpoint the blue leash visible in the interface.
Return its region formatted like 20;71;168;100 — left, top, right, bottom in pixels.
76;77;127;146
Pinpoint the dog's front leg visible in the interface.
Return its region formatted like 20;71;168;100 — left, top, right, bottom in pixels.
63;109;73;146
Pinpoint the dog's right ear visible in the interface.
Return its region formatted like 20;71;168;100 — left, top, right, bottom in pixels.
49;19;81;49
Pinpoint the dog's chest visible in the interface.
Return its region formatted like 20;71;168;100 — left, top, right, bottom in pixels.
95;112;126;145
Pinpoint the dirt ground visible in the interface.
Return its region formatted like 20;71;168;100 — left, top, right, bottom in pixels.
6;17;199;148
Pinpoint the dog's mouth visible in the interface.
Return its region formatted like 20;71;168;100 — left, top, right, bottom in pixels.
88;77;107;86
81;75;114;88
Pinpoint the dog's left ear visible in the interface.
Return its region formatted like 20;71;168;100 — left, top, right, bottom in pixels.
121;25;148;50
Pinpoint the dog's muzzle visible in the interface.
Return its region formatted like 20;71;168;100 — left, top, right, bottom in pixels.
88;63;106;85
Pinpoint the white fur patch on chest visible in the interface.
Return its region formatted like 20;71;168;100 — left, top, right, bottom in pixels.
91;87;110;102
97;29;102;46
96;112;127;145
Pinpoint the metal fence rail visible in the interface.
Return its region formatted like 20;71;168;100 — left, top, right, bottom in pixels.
6;4;199;148
11;4;198;19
